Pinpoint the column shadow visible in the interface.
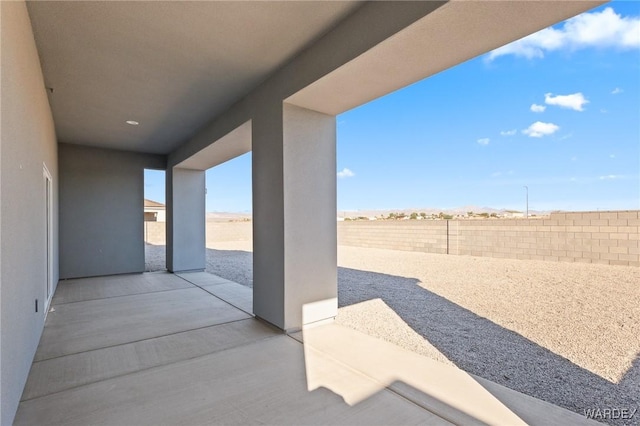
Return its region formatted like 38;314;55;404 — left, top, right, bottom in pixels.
204;247;638;425
338;267;639;425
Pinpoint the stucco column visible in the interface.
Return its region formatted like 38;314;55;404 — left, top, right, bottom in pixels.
252;102;337;331
166;167;206;272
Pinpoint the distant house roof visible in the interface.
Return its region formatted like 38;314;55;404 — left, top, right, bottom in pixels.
144;199;165;208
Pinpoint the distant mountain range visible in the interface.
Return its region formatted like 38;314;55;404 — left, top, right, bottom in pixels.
207;206;553;221
336;206;551;218
206;212;252;222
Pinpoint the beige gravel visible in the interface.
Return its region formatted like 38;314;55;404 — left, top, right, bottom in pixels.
334;245;640;426
145;222;640;425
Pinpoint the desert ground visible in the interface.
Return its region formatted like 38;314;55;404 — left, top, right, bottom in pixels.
145;221;639;425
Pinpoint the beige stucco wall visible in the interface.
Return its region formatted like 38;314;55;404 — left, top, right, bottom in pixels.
338;211;640;267
144;208;166;223
0;2;59;423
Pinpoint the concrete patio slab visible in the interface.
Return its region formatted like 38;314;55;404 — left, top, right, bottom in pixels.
178;271;253;313
297;323;599;426
35;287;250;361
16;336;449;426
200;282;253;314
22;319;278;400
52;272;192;304
177;271;236;286
16;272;601;426
177;272;253;313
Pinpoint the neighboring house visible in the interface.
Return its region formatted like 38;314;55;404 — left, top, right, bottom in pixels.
144;199;166;222
0;1;601;424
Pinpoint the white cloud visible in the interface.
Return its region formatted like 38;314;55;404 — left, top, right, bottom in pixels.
611;87;624;94
587;174;637;182
500;129;517;136
530;103;546;113
545;92;589;111
477;138;490;146
488;27;564;60
609;154;616;159
522;121;560;138
491;170;514;178
487;7;640;61
337;168;355;178
599;174;622;180
571;156;578;162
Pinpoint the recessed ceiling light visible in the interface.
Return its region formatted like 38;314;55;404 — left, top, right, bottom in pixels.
126;120;139;126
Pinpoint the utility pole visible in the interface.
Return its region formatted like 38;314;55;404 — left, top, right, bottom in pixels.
523;186;529;218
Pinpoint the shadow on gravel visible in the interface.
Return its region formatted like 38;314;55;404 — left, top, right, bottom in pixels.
338;267;639;426
157;247;638;425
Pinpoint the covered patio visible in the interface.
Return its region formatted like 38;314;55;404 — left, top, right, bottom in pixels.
1;1;607;423
16;272;597;425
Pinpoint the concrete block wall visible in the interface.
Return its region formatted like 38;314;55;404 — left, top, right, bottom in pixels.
144;221;166;245
338;211;640;266
205;222;253;243
451;211;639;266
144;212;638;266
144;221;253;246
337;221;448;254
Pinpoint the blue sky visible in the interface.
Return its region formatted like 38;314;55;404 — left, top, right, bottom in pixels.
146;2;640;213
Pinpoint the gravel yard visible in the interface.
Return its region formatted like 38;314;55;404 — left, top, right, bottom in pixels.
146;234;639;425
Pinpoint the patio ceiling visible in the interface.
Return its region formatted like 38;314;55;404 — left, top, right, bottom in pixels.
27;1;606;161
26;1;363;154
